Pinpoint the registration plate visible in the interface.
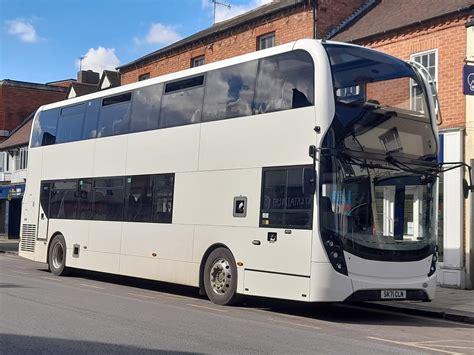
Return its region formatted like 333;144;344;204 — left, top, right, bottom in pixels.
381;290;406;299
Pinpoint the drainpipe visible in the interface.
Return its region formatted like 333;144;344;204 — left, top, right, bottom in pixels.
312;0;317;39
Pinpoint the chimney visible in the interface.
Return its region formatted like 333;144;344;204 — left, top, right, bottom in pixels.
77;70;99;85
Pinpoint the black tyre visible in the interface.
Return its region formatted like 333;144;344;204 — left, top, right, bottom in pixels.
203;247;242;306
48;234;69;276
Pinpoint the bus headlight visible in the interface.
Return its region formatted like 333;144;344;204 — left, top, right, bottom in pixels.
428;251;437;277
322;236;348;276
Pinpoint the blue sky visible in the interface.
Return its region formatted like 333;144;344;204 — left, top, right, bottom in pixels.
1;0;271;83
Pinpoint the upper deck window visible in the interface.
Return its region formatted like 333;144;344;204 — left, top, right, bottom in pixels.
56;103;85;144
97;93;132;137
31;108;59;147
254;51;314;114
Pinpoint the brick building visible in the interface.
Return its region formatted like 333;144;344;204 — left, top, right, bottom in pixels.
330;0;474;289
118;0;368;83
0;80;68;238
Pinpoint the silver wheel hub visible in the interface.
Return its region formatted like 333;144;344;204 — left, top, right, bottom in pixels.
52;243;64;270
209;258;232;295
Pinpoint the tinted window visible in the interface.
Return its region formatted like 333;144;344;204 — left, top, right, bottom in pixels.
31;109;59;147
82;99;100;139
40;182;51;218
152;174;174;223
261;167;313;229
165;76;204;92
77;179;92;219
49;180;77;219
254;51;314;114
97;93;132;137
130;84;162;133
125;175;153;222
202;61;257;122
160;86;204;128
56;104;85;143
91;178;124;221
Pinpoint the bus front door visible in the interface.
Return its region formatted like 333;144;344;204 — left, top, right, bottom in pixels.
37;182;50;241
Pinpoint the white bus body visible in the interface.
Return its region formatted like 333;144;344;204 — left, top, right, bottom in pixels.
19;39;438;304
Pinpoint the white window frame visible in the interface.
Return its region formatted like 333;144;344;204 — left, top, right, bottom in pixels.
258;32;275;50
410;49;438;112
191;56;205;68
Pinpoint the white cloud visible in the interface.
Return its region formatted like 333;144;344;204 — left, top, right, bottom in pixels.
134;23;182;45
202;0;273;23
6;19;40;43
75;47;120;75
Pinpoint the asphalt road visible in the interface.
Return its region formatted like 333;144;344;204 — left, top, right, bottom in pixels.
1;254;473;354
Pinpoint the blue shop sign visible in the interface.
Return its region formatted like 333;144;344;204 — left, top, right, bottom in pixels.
0;184;25;199
464;64;474;95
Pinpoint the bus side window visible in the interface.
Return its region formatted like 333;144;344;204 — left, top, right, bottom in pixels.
31;109;59;147
202;61;257;122
152;174;174;223
254;51;314;115
260;166;313;229
97;93;132;138
49;180;78;219
130;84;162;133
125;175;153;222
82;99;100;140
160;76;205;128
91;178;125;221
56;104;85;144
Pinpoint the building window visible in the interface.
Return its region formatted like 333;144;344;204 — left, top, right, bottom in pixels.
257;32;275;50
14;147;28;171
410;49;437;112
192;56;205;68
138;73;150;81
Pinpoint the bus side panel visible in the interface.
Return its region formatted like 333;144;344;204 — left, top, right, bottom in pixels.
119;223;197;286
174;169;261;227
126;125;200;175
41;140;95;180
198;107;316;171
48;219;90;269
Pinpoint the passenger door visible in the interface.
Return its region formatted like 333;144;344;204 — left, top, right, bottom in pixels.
37;182;50;240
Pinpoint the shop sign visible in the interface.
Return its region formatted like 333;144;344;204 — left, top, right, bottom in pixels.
464;64;474;95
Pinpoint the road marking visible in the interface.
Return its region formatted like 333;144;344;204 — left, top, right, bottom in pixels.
41;276;62;282
268;318;321;330
10;270;29;275
186;303;227;313
127;292;155;300
80;283;105;290
368;336;462;355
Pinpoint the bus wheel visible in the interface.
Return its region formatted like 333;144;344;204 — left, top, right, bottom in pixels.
48;234;69;276
203;248;241;306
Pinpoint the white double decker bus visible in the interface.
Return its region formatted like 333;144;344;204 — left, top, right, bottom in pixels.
19;39;439;305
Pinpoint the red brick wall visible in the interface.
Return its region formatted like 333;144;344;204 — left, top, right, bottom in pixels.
358;15;468;130
121;9;314;85
0;85;66;133
121;1;367;85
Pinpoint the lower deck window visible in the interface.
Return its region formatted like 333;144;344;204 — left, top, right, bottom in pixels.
260;166;313;229
41;173;174;224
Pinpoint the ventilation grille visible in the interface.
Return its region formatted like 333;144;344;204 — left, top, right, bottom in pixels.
20;224;36;253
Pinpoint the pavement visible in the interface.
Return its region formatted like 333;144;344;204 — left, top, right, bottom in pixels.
1;238;472;324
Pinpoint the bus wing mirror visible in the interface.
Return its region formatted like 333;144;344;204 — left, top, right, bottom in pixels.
303;168;316;195
463;178;473;199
